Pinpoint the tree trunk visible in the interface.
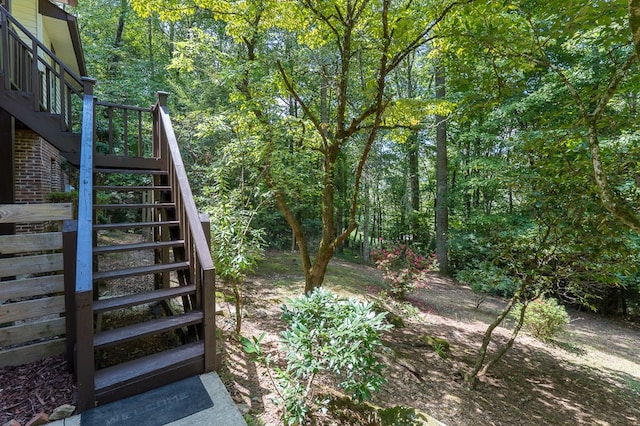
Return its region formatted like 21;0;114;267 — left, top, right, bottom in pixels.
408;131;420;239
233;279;242;335
629;0;640;58
147;17;155;76
112;0;127;63
586;118;640;233
465;289;521;388
478;297;528;377
363;174;371;263
435;64;449;274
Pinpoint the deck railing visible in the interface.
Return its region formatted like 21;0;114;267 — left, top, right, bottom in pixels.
71;91;217;411
155;92;217;371
0;5;84;131
95;101;155;158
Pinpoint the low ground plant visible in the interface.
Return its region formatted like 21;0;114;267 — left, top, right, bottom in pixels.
510;297;570;342
242;288;390;425
370;244;438;299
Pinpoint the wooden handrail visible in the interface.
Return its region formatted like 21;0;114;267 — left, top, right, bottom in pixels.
96;100;151;112
155;92;216;372
0;5;83;88
156;96;214;272
0;5;84;132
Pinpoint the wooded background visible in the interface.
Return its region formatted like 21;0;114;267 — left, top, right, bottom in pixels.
67;0;640;317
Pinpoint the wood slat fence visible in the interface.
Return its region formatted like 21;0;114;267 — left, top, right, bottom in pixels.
0;203;74;366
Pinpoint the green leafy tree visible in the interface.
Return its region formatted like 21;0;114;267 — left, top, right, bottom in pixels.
132;0;472;293
73;0;174;104
437;0;640;385
209;191;265;334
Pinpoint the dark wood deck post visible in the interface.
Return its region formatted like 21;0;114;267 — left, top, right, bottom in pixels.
75;289;95;411
200;214;217;371
0;107;13;236
63;220;77;374
30;37;38;109
0;8;10;90
156;91;169;165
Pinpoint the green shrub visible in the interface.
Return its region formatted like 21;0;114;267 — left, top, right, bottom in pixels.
511;297;570;342
370;244;438;300
242;288;390;425
457;261;519;298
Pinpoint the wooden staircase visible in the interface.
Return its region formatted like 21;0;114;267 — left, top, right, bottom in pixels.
88;165;210;406
0;5;217;412
72;95;218;411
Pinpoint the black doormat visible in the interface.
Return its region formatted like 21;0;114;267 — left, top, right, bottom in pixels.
81;376;214;426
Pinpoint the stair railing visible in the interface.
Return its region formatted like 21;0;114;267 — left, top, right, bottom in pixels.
74;77;97;412
154;92;217;372
0;5;83;131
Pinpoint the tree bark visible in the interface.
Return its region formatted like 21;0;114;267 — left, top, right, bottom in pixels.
478;296;528;377
465;282;526;388
630;0;640;57
408;131;421;238
363;173;371;263
435;64;449;274
586;118;640;233
112;0;127;63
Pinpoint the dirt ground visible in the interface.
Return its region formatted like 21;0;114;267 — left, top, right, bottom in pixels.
219;251;640;425
2;249;639;425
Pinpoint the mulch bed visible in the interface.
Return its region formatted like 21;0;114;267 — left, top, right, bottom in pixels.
0;354;75;425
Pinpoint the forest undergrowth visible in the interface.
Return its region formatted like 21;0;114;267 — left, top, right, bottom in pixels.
219;250;640;426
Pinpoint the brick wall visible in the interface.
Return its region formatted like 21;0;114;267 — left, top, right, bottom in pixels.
14;130;69;232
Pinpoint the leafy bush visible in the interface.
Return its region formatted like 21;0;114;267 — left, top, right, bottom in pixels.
370;244;438;299
457;261;520;299
209;198;265;334
511;297;570;342
242;288;390;425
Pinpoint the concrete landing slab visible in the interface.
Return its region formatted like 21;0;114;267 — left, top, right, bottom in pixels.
50;372;246;426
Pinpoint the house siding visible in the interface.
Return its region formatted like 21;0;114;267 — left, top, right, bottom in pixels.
12;0;37;39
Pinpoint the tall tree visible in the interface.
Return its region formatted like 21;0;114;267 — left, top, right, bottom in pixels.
630;0;640;57
435;63;449;274
133;0;471;292
457;0;640;234
438;0;640;384
73;0;174;104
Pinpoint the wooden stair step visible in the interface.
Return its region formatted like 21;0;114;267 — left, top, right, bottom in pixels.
94;220;179;231
93;203;175;209
94;261;189;281
94;185;172;191
95;168;168;175
93;284;197;313
94;240;185;254
94;341;204;403
94;311;203;349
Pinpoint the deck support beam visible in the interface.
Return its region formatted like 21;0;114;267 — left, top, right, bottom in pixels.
0;108;13;236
